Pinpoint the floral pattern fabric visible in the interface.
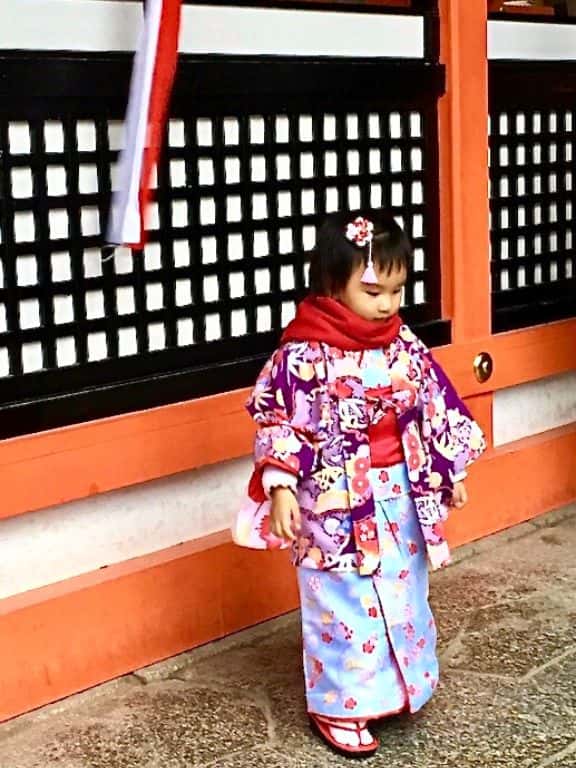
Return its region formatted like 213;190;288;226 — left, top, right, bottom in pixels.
299;463;438;719
242;325;486;572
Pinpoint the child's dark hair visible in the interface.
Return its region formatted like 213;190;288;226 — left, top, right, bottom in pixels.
309;209;412;296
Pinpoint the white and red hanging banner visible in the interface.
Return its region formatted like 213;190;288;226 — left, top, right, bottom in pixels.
107;0;182;249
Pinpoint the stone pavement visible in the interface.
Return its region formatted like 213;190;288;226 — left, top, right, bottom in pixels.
1;505;575;768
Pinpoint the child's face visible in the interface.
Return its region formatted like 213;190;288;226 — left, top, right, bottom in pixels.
338;263;407;322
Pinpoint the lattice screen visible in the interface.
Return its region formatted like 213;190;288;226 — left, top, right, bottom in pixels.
489;63;576;332
0;54;445;436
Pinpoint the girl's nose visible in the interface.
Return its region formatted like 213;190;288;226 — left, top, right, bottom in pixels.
378;296;392;314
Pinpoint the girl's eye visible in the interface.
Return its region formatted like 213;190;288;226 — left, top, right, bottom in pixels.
365;291;380;297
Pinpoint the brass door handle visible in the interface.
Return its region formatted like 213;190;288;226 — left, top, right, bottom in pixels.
473;352;493;383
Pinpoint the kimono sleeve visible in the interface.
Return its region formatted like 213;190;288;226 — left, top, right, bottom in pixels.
418;346;487;481
246;343;322;493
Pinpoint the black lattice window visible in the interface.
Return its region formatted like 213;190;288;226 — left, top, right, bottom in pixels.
490;62;576;332
0;53;445;438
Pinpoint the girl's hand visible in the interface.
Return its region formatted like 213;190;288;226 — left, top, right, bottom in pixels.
270;487;301;541
452;481;468;509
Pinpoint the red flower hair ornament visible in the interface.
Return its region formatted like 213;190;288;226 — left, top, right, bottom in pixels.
345;216;378;285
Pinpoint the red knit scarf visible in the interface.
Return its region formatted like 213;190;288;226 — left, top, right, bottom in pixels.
282;295;402;351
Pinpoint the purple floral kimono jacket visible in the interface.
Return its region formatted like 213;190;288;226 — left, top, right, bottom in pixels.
242;325;486;575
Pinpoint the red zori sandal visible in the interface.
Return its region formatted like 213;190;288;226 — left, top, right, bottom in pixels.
309;713;379;758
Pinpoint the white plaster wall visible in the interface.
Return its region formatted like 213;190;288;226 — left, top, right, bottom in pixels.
0;457;251;600
493;372;576;447
489;20;576;60
0;1;424;57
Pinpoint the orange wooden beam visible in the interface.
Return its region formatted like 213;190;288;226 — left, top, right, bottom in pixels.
437;0;494;483
0;422;574;723
462;392;493;448
0;389;252;521
438;0;491;342
434;317;576;398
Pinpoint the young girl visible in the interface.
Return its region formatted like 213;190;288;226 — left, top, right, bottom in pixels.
234;209;486;757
